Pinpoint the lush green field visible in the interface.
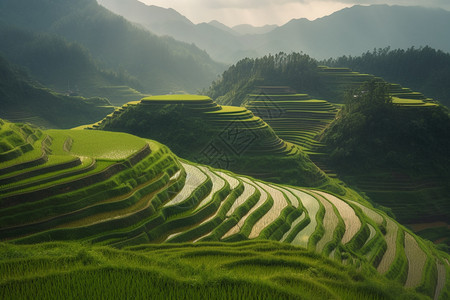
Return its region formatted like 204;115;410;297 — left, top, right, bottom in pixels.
0;241;432;300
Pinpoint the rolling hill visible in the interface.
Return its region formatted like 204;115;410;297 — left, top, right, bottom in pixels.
0;118;449;299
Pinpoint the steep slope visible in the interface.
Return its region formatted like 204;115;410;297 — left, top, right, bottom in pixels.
90;95;332;189
0;55;113;128
0;0;223;96
0;118;448;299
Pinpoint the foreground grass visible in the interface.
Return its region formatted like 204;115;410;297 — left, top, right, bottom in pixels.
0;240;425;300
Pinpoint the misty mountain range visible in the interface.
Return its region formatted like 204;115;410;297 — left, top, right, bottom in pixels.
98;0;450;63
0;0;223;95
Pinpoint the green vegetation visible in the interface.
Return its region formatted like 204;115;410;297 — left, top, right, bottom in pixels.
0;241;427;300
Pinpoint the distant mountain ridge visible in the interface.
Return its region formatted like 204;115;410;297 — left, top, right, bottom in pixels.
263;5;450;59
99;1;450;63
0;0;223;95
97;0;251;63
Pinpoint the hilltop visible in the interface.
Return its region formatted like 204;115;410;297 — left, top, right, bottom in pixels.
0;118;449;299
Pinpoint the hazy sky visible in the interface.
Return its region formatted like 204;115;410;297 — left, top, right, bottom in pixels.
139;0;450;27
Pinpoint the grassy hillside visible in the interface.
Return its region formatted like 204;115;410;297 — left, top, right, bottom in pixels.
0;23;144;105
0;118;449;299
0;55;113;128
90;94;334;189
0;0;224;96
0;241;434;300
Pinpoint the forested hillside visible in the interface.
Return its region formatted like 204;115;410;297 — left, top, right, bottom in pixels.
0;0;224;96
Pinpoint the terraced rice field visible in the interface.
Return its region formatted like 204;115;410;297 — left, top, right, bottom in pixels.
313;192;340;252
245;92;337;155
285;188;320;247
318;67;438;107
404;232;427;288
315;191;360;244
0;118;448;299
248;182;288;239
164;163;207;207
377;218;400;274
221;178;268;239
89;95;311;183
